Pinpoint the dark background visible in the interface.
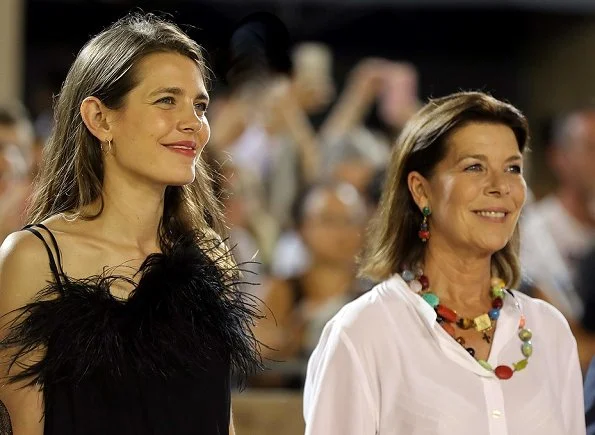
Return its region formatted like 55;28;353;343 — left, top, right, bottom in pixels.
23;0;595;195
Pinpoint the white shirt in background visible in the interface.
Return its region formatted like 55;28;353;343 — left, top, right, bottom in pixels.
521;194;595;321
303;274;585;435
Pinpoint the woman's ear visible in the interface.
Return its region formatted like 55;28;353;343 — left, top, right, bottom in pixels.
80;97;112;142
407;171;430;211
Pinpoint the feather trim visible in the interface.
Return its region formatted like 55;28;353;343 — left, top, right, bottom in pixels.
0;230;263;390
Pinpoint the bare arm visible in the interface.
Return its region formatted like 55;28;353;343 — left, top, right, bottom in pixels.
263;78;321;185
319;58;391;140
0;231;53;435
280;96;321;185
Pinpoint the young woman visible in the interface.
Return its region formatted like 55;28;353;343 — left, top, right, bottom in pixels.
0;13;261;435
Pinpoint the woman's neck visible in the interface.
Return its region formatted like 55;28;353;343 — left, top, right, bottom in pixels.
422;240;493;311
79;174;165;253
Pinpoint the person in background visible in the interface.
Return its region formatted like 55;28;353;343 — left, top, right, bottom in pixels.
303;91;584;434
0;102;35;174
0;102;36;243
319;58;420;167
521;106;595;322
254;181;368;388
210;13;328;230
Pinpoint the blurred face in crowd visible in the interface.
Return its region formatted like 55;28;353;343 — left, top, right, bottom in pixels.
331;158;375;194
552;111;595;198
409;122;526;257
0;123;21;150
102;51;210;187
300;184;367;267
0;122;32;176
378;63;419;130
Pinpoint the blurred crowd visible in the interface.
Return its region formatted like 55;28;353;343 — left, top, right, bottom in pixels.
4;29;595;392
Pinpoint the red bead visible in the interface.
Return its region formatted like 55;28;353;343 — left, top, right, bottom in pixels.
419;275;430;290
492;297;504;309
418;230;430;241
494;365;513;380
436;305;457;323
441;322;455;337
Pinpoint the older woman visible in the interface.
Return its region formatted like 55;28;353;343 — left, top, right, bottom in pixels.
303;91;585;434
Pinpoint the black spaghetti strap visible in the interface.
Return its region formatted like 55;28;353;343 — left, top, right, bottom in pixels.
23;224;64;289
33;223;65;275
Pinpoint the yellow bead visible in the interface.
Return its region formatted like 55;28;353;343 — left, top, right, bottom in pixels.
474;314;492;331
491;277;505;288
457;318;474;330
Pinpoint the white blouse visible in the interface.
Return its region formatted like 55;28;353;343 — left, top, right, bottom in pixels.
303;274;585;435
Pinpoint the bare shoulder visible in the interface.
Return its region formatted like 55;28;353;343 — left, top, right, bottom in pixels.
0;229;47;435
0;229;54;316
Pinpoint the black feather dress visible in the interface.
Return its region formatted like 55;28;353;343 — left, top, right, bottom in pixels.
0;224;262;435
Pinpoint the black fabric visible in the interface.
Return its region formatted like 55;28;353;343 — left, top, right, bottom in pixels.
576;246;595;332
23;224;65;289
1;224;262;435
0;400;12;435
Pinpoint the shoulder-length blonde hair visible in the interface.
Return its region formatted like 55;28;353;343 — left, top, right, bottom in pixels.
27;13;226;250
359;91;530;287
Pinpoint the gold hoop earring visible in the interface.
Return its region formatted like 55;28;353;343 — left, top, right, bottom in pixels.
101;139;113;154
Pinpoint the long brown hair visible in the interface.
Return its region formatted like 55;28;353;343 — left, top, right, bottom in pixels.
359;91;530;288
27;13;227;251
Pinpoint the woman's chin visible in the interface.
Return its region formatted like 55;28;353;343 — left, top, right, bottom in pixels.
473;238;511;256
164;174;196;187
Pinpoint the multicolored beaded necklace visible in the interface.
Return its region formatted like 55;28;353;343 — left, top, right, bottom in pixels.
400;269;533;380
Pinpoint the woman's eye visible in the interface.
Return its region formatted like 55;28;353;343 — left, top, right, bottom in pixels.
156;96;175;105
194;102;208;112
507;165;522;174
464;163;483;172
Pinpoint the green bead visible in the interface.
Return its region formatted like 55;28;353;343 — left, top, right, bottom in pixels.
478;359;493;371
518;328;532;342
521;341;533;357
422;206;431;217
422;292;440;308
491;287;505;299
513;359;528;372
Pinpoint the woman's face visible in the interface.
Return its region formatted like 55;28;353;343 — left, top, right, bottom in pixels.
412;122;526;256
105;51;210;187
300;185;367;267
